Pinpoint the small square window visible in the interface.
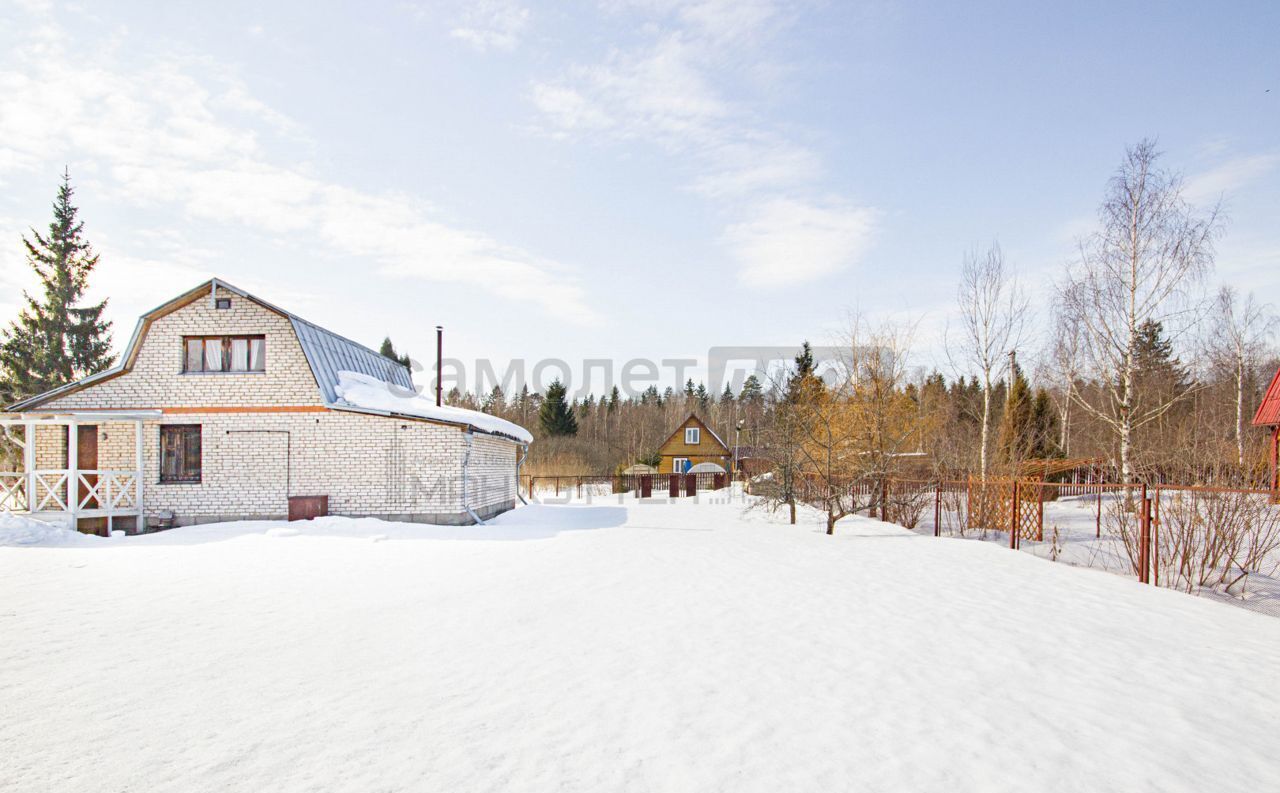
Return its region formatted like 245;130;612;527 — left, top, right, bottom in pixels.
160;425;202;483
215;297;232;310
685;427;700;445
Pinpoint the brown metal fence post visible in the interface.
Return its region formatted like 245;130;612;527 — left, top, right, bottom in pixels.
1152;488;1161;587
1095;487;1102;539
934;483;941;537
1036;482;1044;541
1138;484;1150;584
1009;479;1019;549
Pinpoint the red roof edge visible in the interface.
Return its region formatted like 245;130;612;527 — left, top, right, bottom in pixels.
1253;366;1280;427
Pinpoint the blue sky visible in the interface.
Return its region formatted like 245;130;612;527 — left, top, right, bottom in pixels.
0;0;1276;396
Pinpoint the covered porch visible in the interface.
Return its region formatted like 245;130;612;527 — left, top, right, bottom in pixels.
0;411;158;535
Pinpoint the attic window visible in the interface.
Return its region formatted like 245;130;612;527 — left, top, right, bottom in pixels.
215;297;232;310
183;335;265;373
685;427;700;445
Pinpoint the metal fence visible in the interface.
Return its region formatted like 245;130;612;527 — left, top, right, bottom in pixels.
522;470;1280;617
523;472;731;500
901;478;1280;618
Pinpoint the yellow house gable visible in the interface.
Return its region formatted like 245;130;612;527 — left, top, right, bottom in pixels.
657;414;730;473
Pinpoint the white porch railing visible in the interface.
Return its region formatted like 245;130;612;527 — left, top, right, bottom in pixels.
17;470;142;516
0;471;26;512
1;410;154;533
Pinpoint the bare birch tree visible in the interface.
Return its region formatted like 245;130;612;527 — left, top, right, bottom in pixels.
1059;139;1221;483
954;241;1026;475
1209;286;1276;466
1045;296;1084;456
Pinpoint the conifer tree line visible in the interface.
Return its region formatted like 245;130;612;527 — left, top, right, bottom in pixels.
467;141;1278;488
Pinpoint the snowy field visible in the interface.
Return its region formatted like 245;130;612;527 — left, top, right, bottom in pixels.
902;491;1280;617
3;497;1280;792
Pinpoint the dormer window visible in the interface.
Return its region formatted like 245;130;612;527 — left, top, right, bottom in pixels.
685;427;700;445
183;335;265;373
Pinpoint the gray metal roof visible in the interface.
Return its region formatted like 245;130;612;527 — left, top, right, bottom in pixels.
290;316;414;404
8;278;415;411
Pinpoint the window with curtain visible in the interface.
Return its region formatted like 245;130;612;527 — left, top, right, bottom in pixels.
181;336;266;373
159;425;202;483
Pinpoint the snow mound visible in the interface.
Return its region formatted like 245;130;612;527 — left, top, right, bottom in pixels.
333;370;533;443
0;512;89;546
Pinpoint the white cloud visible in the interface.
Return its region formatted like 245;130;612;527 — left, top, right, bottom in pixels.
690;137;822;198
530;0;879;286
0;7;597;324
1184;153;1280;204
723;198;879;288
449;0;529;52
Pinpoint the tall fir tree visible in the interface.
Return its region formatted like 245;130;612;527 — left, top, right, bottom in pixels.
538;379;579;436
785;341;823;404
997;362;1034;463
0;171;114;405
378;336;411;367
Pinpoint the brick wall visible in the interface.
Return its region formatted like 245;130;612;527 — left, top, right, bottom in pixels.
42;291;322;410
23;287;521;525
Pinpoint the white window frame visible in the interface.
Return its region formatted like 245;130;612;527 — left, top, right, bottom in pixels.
673;457;688;473
685;427;700;445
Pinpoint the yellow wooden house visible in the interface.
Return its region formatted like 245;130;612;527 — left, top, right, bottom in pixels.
656;414;731;474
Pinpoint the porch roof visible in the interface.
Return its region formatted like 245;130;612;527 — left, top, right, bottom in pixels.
0;410;162;424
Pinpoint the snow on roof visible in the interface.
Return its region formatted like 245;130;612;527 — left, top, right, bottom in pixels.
333;370;533;443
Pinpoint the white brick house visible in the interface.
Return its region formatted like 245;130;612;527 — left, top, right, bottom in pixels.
0;279;531;532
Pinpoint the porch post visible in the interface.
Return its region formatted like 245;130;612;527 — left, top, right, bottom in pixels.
23;420;35;514
135;419;145;532
67;417;78;527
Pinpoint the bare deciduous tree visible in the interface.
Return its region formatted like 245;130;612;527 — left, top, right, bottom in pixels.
1045;297;1084;457
954;241;1026;475
1209;286;1276;467
1059;139;1221;483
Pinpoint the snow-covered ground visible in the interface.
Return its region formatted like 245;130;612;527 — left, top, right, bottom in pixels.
905;491;1280;618
3;496;1279;792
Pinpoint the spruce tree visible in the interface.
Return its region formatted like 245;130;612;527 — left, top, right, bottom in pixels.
997;363;1034;463
481;385;505;413
785;341;822;404
0;171;114;405
538;379;579;436
379;336;411;367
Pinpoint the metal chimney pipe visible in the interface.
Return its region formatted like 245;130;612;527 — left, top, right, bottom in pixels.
436;326;443;407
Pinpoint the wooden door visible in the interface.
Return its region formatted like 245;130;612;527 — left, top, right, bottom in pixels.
68;425;106;534
73;425;99;509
